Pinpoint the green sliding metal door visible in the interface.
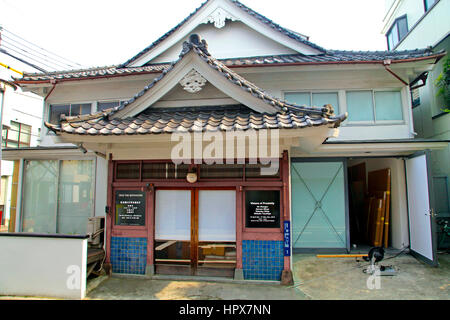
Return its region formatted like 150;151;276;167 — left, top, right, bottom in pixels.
291;160;348;250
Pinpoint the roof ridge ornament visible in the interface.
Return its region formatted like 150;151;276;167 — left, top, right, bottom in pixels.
202;6;239;29
180;34;210;57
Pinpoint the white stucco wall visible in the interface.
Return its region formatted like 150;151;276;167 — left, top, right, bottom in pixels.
0;235;87;299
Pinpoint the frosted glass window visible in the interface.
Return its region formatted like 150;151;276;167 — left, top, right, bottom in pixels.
22;160;94;234
312;92;339;113
285;92;310;106
22;160;58;233
346;91;374;122
58;160;94;234
374;91;403;120
155;190;191;240
291;162;346;249
198;191;236;241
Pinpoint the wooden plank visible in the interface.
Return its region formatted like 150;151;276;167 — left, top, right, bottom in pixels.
383;191;391;248
316;254;368;258
155;240;177;251
371;198;384;247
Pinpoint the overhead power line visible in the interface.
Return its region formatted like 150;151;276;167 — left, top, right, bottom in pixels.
1;27;83;68
1;35;76;70
0;48;48;73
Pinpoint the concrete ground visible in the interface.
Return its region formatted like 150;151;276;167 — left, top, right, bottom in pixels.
86;252;449;300
87;277;306;300
292;252;450;300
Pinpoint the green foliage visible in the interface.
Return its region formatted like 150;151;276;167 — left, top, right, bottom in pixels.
434;57;450;112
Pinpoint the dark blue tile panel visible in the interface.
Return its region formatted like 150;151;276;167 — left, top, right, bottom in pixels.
242;240;284;281
110;237;147;275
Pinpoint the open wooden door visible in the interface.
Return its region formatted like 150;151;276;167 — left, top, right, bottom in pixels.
405;151;438;266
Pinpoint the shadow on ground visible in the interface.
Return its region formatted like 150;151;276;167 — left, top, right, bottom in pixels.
86;253;449;300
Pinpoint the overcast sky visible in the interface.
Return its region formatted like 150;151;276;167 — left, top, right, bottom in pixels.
0;0;388;71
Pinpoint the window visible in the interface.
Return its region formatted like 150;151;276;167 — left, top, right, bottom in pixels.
285;92;340;113
346;90;403;123
411;88;421;108
97;101;121;112
21;160;94;234
424;0;437;12
2;121;32;148
386;15;408;50
49;103;91;124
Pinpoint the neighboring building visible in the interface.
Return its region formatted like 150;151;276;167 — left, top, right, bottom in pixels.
382;0;450;248
4;0;448;284
0;54;43;232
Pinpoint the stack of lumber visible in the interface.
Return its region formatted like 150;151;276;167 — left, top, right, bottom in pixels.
364;169;391;248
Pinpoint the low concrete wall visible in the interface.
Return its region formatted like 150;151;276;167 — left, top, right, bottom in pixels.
0;233;88;299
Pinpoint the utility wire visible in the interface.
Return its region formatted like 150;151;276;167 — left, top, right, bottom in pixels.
0;44;57;71
1;38;72;70
1;35;75;70
0;48;47;73
1;27;83;68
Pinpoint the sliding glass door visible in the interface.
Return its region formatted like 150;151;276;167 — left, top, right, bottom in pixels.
154;189;236;276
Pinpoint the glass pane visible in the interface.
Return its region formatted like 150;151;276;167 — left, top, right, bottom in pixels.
245;163;280;178
97;101;120;112
346;91;374;122
49;104;70;124
154;240;191;265
397;17;408;40
19;124;31;144
291;162;346;248
70;104;91;116
375;91;403;121
142;163;168;179
198;190;236;241
312;92;339;113
57;160;94;234
155;190;191;241
198;241;236;268
285;92;311;106
154;190;191;265
425;0;437;11
116;163;140;179
8;122;19;142
22;160;58;233
391;23;399;47
199;164;243;179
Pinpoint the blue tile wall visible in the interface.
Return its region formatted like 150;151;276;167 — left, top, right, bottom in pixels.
242;240;284;281
110;237;147;275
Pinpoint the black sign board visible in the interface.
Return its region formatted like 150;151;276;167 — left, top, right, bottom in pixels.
115;190;146;226
245;190;280;228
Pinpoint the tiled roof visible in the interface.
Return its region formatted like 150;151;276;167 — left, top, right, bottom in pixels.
113;34;314;116
120;0;325;68
46;105;347;135
16;49;443;82
45;35;347;136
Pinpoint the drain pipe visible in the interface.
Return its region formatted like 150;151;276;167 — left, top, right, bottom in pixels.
383;59;409;86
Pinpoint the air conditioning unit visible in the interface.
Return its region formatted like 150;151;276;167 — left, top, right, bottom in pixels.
87;216;105;248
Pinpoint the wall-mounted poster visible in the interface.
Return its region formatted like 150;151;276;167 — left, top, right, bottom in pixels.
115;190;146;226
245;190;280;228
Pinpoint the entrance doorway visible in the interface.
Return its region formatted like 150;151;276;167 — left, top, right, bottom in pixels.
154;189;237;277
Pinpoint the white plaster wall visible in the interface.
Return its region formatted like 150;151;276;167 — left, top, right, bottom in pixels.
0;236;87;299
396;0;450;50
151;21;297;64
348;158;409;249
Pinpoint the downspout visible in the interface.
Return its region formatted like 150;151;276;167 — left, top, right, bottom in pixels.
383;59;409;86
